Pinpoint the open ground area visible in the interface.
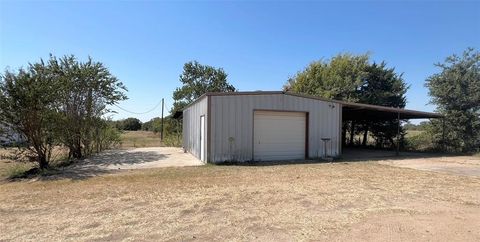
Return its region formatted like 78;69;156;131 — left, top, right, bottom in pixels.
1;152;479;241
119;131;163;148
78;147;203;170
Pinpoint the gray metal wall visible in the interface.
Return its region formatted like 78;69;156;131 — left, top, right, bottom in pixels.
210;94;341;163
182;96;208;161
0;123;24;145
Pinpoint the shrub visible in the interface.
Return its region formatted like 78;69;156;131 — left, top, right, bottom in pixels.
163;134;182;147
404;131;436;151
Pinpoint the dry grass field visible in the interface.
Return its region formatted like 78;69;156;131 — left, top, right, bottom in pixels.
119;131;163;148
1;157;479;241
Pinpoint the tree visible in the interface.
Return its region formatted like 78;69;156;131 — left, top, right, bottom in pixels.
142;117;162;133
358;62;408;147
120;118;142;131
404;121;430;131
284;53;369;102
48;55;127;158
0;55;127;170
0;62;60;169
426;48;480;152
285;53;369;146
92;118;122;152
286;53;408;148
172;61;236;113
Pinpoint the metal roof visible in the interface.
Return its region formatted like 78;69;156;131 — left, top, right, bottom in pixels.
181;91;443;120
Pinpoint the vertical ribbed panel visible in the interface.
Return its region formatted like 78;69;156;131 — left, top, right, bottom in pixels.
209;94;341;163
182;97;208;160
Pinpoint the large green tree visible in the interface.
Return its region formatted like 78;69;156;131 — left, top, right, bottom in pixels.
286;53;408;148
172;61;236;113
0;62;60;169
0;55;127;169
284;53;370;102
115;117;142;131
48;55;127;158
359;62;408;147
426;48;480;152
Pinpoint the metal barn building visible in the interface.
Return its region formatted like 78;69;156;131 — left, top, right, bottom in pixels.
182;91;441;163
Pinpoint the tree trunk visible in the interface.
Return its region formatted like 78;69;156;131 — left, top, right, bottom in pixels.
464;118;473;152
71;139;82;158
388;137;396;150
349;120;356;146
38;154;48;170
72;147;82;158
71;134;83;158
362;125;369;146
341;122;347;148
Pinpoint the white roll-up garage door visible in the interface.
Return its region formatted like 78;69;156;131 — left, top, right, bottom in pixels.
253;111;306;161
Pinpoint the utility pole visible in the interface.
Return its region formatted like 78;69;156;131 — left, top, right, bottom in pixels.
161;98;164;140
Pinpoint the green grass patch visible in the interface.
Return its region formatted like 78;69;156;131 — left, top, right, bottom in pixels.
2;163;34;179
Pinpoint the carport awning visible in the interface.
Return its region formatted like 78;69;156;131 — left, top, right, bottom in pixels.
176;91;443;121
283;92;442;121
342;102;443;121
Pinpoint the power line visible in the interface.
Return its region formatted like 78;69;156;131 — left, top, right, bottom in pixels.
113;99;163;115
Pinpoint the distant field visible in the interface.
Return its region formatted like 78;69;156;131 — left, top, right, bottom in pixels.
119;131;163;148
406;130;424;138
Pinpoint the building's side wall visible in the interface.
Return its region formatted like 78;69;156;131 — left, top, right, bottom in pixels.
182;96;208;161
0;123;24;146
210;94;341;163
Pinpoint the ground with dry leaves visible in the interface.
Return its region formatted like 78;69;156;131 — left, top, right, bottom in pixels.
1;157;479;241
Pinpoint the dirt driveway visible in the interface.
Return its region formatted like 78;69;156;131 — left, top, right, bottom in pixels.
379;155;480;177
1;158;479;241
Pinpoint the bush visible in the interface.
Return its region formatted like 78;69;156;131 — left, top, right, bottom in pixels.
404;131;436;151
95;122;122;151
1;54;127;168
163;134;182;147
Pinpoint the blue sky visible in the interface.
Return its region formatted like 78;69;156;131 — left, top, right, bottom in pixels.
1;1;479;122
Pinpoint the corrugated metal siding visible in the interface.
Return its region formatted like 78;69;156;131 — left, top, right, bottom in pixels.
182;96;208;161
0;123;24;145
210;94;341;163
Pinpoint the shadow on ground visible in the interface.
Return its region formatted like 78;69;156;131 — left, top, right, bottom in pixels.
7;151;171;181
339;148;450;162
82;150;169;166
218;148;452;167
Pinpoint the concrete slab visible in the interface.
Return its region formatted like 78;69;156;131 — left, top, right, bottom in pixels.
79;147;203;170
